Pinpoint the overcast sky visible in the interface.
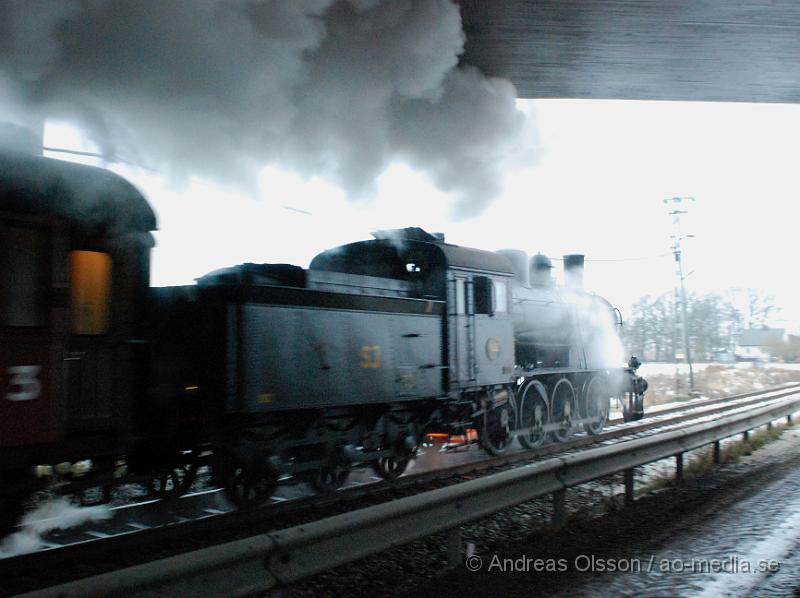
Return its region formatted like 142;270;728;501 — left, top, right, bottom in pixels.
45;98;800;332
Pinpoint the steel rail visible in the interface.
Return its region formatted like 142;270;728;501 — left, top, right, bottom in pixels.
4;383;797;587
606;380;800;424
26;390;800;598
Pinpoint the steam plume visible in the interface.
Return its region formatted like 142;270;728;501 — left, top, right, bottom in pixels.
0;498;111;558
0;0;535;217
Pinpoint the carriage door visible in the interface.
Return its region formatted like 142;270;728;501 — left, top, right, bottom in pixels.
0;220;61;446
448;274;475;387
66;249;114;431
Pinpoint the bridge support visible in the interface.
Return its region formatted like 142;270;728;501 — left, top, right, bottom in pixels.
552;489;567;528
624;469;634;505
447;527;462;568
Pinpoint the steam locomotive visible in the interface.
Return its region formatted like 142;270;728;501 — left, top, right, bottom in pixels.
0;151;646;527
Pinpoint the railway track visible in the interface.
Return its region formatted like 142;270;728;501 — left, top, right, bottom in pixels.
3;382;799;596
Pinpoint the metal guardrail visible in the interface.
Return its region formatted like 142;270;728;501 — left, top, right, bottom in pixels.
26;392;800;598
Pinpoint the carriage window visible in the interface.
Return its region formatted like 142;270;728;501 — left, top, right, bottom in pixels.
0;225;48;327
493;280;507;313
70;250;112;335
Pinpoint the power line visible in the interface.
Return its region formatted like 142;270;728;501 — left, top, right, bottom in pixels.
547;252;672;263
41;146;160;173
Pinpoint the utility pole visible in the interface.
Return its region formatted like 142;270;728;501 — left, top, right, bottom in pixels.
673;286;681;395
664;197;695;396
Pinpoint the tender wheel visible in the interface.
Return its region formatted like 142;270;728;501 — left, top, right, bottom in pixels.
149;457;198;499
368;413;417;481
518;379;549;449
550;378;577;442
311;449;351;493
215;450;276;508
228;467;275;507
480;400;514;456
371;456;410;481
583;376;610;435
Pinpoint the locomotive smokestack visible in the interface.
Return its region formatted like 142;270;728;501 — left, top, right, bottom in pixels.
563;254;584;290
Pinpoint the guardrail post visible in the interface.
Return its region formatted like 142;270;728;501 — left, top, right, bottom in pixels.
624;469;634;505
552;489;567;529
447;527;462;568
742;430;749;443
675;453;683;482
713;441;721;464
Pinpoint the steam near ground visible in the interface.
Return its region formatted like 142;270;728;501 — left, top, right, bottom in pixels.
0;0;535;218
0;499;111;558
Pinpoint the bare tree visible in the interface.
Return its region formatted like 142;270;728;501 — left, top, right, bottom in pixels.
622;287;777;362
745;288;780;328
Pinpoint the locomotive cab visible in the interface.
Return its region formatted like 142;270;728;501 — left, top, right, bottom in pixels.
311;228;518;394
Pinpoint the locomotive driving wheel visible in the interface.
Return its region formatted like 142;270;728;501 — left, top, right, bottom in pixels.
480;399;514;456
550;378;577;442
583;376;610;435
372;456;410;480
518;379;548;449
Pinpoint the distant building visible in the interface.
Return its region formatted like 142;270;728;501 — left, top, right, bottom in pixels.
735;327;786;362
712;348;735;363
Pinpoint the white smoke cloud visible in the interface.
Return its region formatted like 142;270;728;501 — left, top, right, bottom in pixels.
0;0;535;217
0;498;112;558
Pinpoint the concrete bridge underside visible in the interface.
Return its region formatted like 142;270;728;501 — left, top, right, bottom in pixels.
459;1;800;103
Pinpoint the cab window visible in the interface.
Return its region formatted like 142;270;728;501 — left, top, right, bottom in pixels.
493;280;507;313
455;279;466;314
70;250;112;335
0;224;48;327
474;276;493;315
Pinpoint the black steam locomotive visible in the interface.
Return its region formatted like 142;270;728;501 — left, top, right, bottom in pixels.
0;152;646;526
